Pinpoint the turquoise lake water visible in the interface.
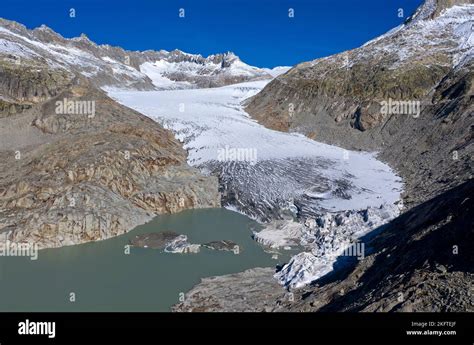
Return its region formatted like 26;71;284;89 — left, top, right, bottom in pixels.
0;208;290;311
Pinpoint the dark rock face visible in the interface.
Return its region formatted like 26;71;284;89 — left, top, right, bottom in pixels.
129;232;180;249
285;180;474;312
0;59;74;117
0;65;72;103
377;62;473;207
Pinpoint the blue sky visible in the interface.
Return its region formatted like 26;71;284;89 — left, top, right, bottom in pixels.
1;0;423;68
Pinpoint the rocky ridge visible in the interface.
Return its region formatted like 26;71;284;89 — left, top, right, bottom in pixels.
0;17;272;95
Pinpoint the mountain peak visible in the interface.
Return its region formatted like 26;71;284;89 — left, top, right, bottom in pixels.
207;51;240;67
31;24;65;42
37;24;52;31
74;33;92;42
0;17;273;90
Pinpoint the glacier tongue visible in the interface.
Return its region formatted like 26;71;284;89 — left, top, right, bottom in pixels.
108;80;403;288
109;80;402;219
273;203;402;289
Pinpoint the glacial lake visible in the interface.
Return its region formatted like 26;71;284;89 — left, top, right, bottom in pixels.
0;208;289;311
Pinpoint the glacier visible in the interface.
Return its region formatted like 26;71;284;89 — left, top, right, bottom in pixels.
108;80;403;289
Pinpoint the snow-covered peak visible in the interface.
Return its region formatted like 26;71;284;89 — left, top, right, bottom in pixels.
301;2;474;73
0;17;278;90
138;51;273;89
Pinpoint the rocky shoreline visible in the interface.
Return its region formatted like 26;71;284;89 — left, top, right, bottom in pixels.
171;267;286;312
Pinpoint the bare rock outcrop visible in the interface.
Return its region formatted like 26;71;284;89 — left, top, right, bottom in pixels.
0;64;220;249
172;267;286;312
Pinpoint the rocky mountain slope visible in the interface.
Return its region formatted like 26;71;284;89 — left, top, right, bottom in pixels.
0;25;220;249
0;17;272;93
